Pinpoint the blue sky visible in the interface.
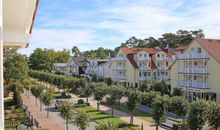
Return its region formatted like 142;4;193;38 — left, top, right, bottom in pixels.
21;0;220;55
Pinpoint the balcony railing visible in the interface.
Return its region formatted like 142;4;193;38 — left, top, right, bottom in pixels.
157;66;169;70
112;75;127;80
112;66;127;71
139;66;151;71
179;81;209;89
156;57;169;61
178;53;209;59
179;67;209;74
156;76;170;81
137;57;151;61
112;56;127;61
139;77;152;81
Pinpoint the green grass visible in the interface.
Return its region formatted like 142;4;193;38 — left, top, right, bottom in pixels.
76;106;141;130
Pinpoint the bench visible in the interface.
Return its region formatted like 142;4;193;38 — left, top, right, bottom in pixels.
162;119;175;128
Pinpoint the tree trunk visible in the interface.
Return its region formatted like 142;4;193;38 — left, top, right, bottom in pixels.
47;106;49;117
111;106;114;117
156;124;158;130
35;97;37;106
97;100;100;110
28;89;30;99
130;112;133;125
40;102;42;111
66;119;68;130
86;97;88;104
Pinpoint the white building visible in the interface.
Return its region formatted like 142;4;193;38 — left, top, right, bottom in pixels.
0;0;39;129
52;63;66;74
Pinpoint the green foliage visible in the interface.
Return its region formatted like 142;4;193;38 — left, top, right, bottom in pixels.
91;75;98;82
187;100;207;130
205;101;220;130
72;46;81;56
58;101;75;130
149;81;170;96
172;88;183;96
141;91;160;107
95;120;118;130
139;81;149;92
169;96;188;116
8;79;24;93
77;99;85;104
104;78;113;86
4;49;29;83
151;95;169;129
83;47;116;58
75;110;89;130
13;89;23;108
29;48;70;71
93;82;108;110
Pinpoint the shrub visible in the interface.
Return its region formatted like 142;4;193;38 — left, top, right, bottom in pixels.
74;104;87;108
77;99;84;104
13;89;23;108
61;92;66;97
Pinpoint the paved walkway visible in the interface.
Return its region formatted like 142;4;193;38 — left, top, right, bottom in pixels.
22;91;97;130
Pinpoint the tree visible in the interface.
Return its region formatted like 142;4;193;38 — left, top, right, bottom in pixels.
169;96;188;129
127;91;142;125
172;88;183;96
13;89;23;108
95;120;118;130
149;81;170;96
205;101;220;130
83;83;93;104
72;46;81;56
108;85;125;117
75;110;89;130
139;81;149;92
41;90;53;117
58;101;75;130
151;95;169;130
187;100;207;130
93;83;108;110
4;49;29;83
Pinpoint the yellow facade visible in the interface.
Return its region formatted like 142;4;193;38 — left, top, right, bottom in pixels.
171;40;220;102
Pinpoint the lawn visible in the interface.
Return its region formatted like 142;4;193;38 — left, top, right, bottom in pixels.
75;106;141;130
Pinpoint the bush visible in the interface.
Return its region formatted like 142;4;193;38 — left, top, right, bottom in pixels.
13;89;23;108
61;92;66;97
74;104;87;108
77;99;84;104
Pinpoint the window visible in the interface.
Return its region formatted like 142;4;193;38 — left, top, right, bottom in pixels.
148;72;151;76
157;54;160;57
144;54;147;57
166;72;168;76
139;62;142;67
161;54;164;57
139;72;141;77
197;47;201;53
139;54;142;57
194;76;197;80
144;72;147;76
191;48;196;53
166;62;168;66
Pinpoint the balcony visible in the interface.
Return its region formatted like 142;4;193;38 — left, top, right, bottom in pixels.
112;56;127;61
139;77;152;81
156;76;170;81
179;67;209;74
156;57;169;61
179;81;209;89
157;66;169;70
137;57;151;61
139;66;151;71
178;53;209;59
112;66;127;71
112;75;127;80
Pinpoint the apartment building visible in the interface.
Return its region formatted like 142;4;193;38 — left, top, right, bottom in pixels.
171;38;220;102
85;58;109;77
110;47;175;88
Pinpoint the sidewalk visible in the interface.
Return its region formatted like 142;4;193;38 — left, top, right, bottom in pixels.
22;93;64;130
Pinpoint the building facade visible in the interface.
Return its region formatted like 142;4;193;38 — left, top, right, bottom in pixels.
171;38;220;102
65;57;88;76
52;63;66;74
110;47;175;88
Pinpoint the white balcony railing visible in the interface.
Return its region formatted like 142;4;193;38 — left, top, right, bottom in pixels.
139;77;152;81
157;66;169;70
112;56;127;61
179;81;209;89
156;57;169;61
179;67;209;73
112;75;127;80
137;57;151;61
112;66;127;71
139;66;151;71
178;53;209;59
156;76;170;81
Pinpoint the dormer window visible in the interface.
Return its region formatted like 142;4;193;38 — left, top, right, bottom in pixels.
139;54;142;57
197;48;201;53
144;54;147;57
157;54;160;57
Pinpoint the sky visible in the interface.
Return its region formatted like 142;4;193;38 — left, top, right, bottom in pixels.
20;0;220;55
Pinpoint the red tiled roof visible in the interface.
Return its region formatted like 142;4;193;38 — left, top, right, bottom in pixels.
174;45;188;51
196;38;220;63
141;48;157;54
126;54;139;69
